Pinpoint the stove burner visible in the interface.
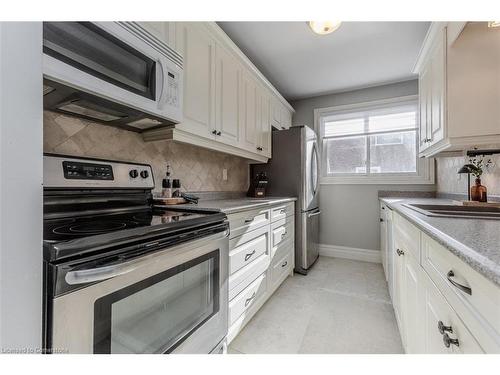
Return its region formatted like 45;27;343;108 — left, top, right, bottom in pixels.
53;220;133;235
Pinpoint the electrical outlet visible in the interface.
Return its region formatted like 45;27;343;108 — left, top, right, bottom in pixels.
222;168;228;181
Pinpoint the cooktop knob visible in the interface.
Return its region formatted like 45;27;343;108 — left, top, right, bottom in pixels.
140;170;149;179
129;169;139;178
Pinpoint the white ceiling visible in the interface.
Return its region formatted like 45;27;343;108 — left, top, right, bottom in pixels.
218;22;430;101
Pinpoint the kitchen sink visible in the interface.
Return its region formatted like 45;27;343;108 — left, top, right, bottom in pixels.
403;203;500;220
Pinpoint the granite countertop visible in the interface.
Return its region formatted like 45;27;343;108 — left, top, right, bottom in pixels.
380;197;500;287
157;197;297;215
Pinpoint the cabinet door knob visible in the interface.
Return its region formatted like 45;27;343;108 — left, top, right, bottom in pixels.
216;131;222;136
281;261;288;268
211;130;217;135
396;248;404;256
442;333;459;348
438;321;453;335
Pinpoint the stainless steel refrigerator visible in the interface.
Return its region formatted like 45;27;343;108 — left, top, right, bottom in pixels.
252;125;320;274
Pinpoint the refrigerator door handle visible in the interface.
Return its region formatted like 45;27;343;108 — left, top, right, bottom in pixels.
307;210;321;218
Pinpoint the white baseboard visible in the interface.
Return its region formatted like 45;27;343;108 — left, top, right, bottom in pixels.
319;244;381;264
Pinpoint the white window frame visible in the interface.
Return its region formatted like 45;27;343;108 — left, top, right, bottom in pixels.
314;95;434;185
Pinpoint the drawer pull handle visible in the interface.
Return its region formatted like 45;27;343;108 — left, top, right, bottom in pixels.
281;231;287;239
281;261;288;268
279;209;286;214
244;218;255;224
244;250;256;261
245;292;256;307
442;333;459;348
446;270;472;295
396;248;404;256
438;321;453;335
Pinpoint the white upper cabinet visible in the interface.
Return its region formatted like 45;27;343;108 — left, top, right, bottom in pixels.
142;22;294;163
414;22;500;157
215;44;241;147
418;28;445;154
175;23;216;139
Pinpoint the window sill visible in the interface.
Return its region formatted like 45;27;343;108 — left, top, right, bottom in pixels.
320;174;435;185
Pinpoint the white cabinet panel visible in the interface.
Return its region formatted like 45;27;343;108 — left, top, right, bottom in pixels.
176;23;216;139
393;232;405;346
430;34;445;145
403;253;424;353
215;44;241;147
240;71;259;152
281;106;292;129
258;90;271;157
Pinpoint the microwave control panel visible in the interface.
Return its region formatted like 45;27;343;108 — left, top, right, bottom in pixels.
166;70;180;108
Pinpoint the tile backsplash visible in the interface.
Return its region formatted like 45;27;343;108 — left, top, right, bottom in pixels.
436;155;500;197
43;111;249;193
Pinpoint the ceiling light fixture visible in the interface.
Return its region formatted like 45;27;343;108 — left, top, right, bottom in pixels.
488;21;500;28
308;21;342;35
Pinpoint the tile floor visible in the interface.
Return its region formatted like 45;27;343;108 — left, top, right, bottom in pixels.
228;256;404;354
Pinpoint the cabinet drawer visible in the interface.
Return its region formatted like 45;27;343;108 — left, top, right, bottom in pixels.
229;250;270;300
271;217;294;249
394;213;420;261
270;251;293;288
271;202;294;222
271;234;293;265
229;231;268;275
227;207;270;239
422;270;484;354
229;273;267;326
422;233;500;352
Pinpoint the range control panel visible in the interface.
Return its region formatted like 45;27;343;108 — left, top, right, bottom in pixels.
43;155;155;189
63;161;114;180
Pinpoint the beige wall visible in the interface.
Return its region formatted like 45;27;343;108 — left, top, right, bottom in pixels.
436;155;500;198
291;80;436;251
43;111;249;193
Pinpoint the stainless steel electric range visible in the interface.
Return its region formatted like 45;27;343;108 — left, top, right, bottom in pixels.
42;154;229;354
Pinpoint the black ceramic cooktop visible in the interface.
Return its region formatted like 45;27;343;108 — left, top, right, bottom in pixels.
43;209;210;242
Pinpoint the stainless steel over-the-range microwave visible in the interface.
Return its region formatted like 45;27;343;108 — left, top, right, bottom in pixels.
42;22;183;132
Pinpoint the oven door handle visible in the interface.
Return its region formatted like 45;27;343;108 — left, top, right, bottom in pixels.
65;262;140;285
64;246;159;285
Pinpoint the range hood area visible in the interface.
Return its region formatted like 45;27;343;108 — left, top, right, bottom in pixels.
43;79;173;132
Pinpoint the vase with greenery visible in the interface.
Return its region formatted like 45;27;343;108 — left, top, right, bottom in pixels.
468;157;488;202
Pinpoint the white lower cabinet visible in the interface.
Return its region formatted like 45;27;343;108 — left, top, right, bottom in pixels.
227;202;295;343
386;210;497;353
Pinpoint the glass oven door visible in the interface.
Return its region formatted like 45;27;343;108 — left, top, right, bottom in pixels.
93;250;219;354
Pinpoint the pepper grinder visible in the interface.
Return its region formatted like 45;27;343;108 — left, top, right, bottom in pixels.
172;179;181;197
162;165;172;198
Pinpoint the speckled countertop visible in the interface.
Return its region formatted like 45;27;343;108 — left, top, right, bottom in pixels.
156;197;297;215
380;197;500;287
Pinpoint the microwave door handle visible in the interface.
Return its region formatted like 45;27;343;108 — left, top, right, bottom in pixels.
156;59;165;109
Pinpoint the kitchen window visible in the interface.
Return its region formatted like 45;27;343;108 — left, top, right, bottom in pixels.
315;95;434;184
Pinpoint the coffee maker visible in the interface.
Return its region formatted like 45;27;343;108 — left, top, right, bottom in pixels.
247;172;268;198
